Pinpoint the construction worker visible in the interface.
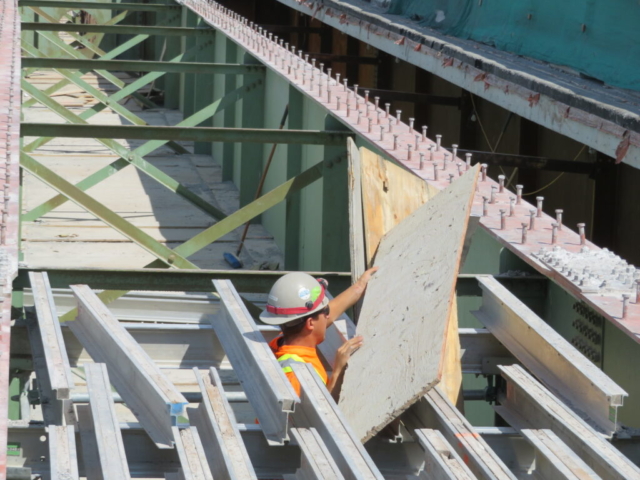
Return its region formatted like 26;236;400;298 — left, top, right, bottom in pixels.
260;268;378;401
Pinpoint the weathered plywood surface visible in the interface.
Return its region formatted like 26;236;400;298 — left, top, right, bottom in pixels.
339;165;479;442
358;148;463;407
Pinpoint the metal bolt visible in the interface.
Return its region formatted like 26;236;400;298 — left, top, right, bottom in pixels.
385;103;391;118
452;144;458;159
409;117;415;131
521;224;528;244
393;134;399;150
490;186;497;204
368;118;373;133
577;223;586;245
457;163;463;176
481;164;487;181
622;294;630;319
407;144;413;160
556;209;563;230
434;164;439;181
635;280;640;304
529;210;536;230
509;197;515;217
354;84;359;96
516;185;523;205
442;154;449;170
436;134;442;152
380;126;385;141
536;196;544;217
482;197;489;216
429;145;435;162
500;210;506;229
498;175;505;193
551;223;558;244
419;153;425;170
422;126;427;142
365;90;370;103
449;174;455;184
347;103;351;116
464;153;471;171
395;110;402;126
415;134;420;150
343;78;348;91
374;96;380;109
336;96;341;109
377;111;382;125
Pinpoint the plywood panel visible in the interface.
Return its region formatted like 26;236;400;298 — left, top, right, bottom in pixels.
360;148;438;265
359;148;462;407
339;165;479;442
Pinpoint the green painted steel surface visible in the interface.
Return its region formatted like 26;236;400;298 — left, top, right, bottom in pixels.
20;0;179;11
20;123;355;145
20;80;227;220
15;268;352;294
22;22;214;36
21;57;265;74
387;0;640;91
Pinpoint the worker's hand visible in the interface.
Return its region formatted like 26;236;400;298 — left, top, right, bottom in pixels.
359;266;379;285
334;335;364;372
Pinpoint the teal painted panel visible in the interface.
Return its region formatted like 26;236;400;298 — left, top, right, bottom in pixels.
387;0;640;91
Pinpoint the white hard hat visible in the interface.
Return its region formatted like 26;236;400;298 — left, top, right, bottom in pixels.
259;272;329;326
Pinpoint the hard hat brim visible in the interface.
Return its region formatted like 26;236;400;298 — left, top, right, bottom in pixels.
259;297;329;326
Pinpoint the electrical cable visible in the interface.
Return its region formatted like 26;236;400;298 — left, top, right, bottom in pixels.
522;145;586;196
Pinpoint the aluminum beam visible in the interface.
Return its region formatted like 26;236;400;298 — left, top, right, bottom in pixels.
473;275;626;434
20;123;354;145
403;387;517;480
290;427;345;480
21;57;265;75
496;365;640;480
290;363;384;480
211;279;298;445
77;363;131;480
520;429;601;480
171;427;214;480
28;272;74;400
188;367;257;480
414;429;475;480
68;285;188;449
48;425;80;480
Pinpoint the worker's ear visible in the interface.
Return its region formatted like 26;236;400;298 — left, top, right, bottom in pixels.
305;316;316;331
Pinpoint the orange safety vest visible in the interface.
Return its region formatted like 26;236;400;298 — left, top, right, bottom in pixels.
268;336;327;396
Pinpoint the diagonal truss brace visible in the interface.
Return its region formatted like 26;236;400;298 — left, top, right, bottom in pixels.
22;80;257;221
58;158;327;321
20;152;198;270
21;79;227;220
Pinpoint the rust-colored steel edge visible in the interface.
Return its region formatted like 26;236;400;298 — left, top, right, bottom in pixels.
0;0;21;476
180;0;640;341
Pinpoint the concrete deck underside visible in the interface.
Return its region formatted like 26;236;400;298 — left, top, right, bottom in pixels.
21;70;283;270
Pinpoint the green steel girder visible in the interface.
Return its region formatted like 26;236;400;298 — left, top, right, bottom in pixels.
58;157;327;321
13;269;547;297
15;267;353;294
21;41;189;154
22;11;180;109
19;0;180;11
20;124;356;146
21;57;266;75
27;6;131;58
34;29;160;109
20;153;198;270
21;79;227;220
23;81;259;221
23;42;208;153
21;22;215;36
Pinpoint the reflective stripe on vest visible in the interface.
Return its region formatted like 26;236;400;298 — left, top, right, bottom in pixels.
277;353;326;384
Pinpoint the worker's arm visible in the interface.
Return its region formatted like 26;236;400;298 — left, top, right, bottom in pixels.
326;267;378;328
327;335;363;402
